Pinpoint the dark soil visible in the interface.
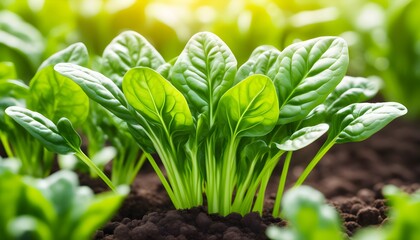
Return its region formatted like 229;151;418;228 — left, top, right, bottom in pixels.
90;119;420;240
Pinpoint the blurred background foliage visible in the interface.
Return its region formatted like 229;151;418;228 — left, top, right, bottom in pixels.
0;0;419;117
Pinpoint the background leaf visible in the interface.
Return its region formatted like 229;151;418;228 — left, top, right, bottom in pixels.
54;63;135;124
29;66;89;126
323;76;381;115
38;42;88;71
235;46;280;84
101;31;166;87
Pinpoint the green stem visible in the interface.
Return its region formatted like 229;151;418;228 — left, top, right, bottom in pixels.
272;151;293;217
294;140;336;187
251;150;284;214
75;149;116;192
146;152;179;208
231;159;257;212
0;134;14;157
205;138;219;214
220;136;239;215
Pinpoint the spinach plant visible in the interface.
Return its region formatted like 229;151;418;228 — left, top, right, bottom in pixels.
354;185;420;240
0;166;127;240
0;42;91;178
3;32;153;187
48;31;405;216
266;186;343;240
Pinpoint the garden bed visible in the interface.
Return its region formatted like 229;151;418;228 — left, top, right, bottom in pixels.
89;118;420;239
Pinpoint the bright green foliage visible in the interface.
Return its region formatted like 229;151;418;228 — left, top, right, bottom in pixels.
354;186;420;240
0;167;127;240
0;42;89;177
382;0;420;117
123;67;193;133
6;107;116;191
52;31;406;216
101;31;166;87
266;186;343;240
0;10;44;80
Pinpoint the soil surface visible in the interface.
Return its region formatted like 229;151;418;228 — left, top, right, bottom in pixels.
89;119;420;240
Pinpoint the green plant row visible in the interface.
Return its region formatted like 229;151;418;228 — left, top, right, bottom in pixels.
0;162;127;240
3;31;407;217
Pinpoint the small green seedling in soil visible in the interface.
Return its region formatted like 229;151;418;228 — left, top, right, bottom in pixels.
51;31;406;216
266;186;343;240
354;185;420;240
0;166;128;240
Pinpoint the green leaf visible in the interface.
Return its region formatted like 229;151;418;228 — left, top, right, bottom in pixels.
101;31;165;87
34;170;78;216
276;124;329;151
235;46;280;84
324;76;381;115
330;102;407;143
0;62;16;80
38;42;89;71
268;37;349;124
5;106;73;154
0;79;29;99
29;66;89;126
71;186;128;240
217;74;279;137
54;63;135;123
171;32;237;122
0;11;44;68
8;216;52;240
57;118;82;149
123;67;193;133
277;186;343;240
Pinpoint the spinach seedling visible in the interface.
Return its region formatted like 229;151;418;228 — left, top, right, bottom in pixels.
54;31;407;216
0;166;127;240
354;185;420;240
266;186;343;240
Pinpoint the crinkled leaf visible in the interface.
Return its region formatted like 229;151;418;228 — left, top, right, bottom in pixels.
29;66;89;126
330;102;407;143
54;63;135;124
157;62;172;79
0;11;44;67
235;46;280;84
268;37;349;124
57;118;82;149
171;32;237;121
5;106;73;154
38;42;89;71
218;75;279;137
324;76;381;115
123;67;193;133
276;124;329;151
102;31;165;87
